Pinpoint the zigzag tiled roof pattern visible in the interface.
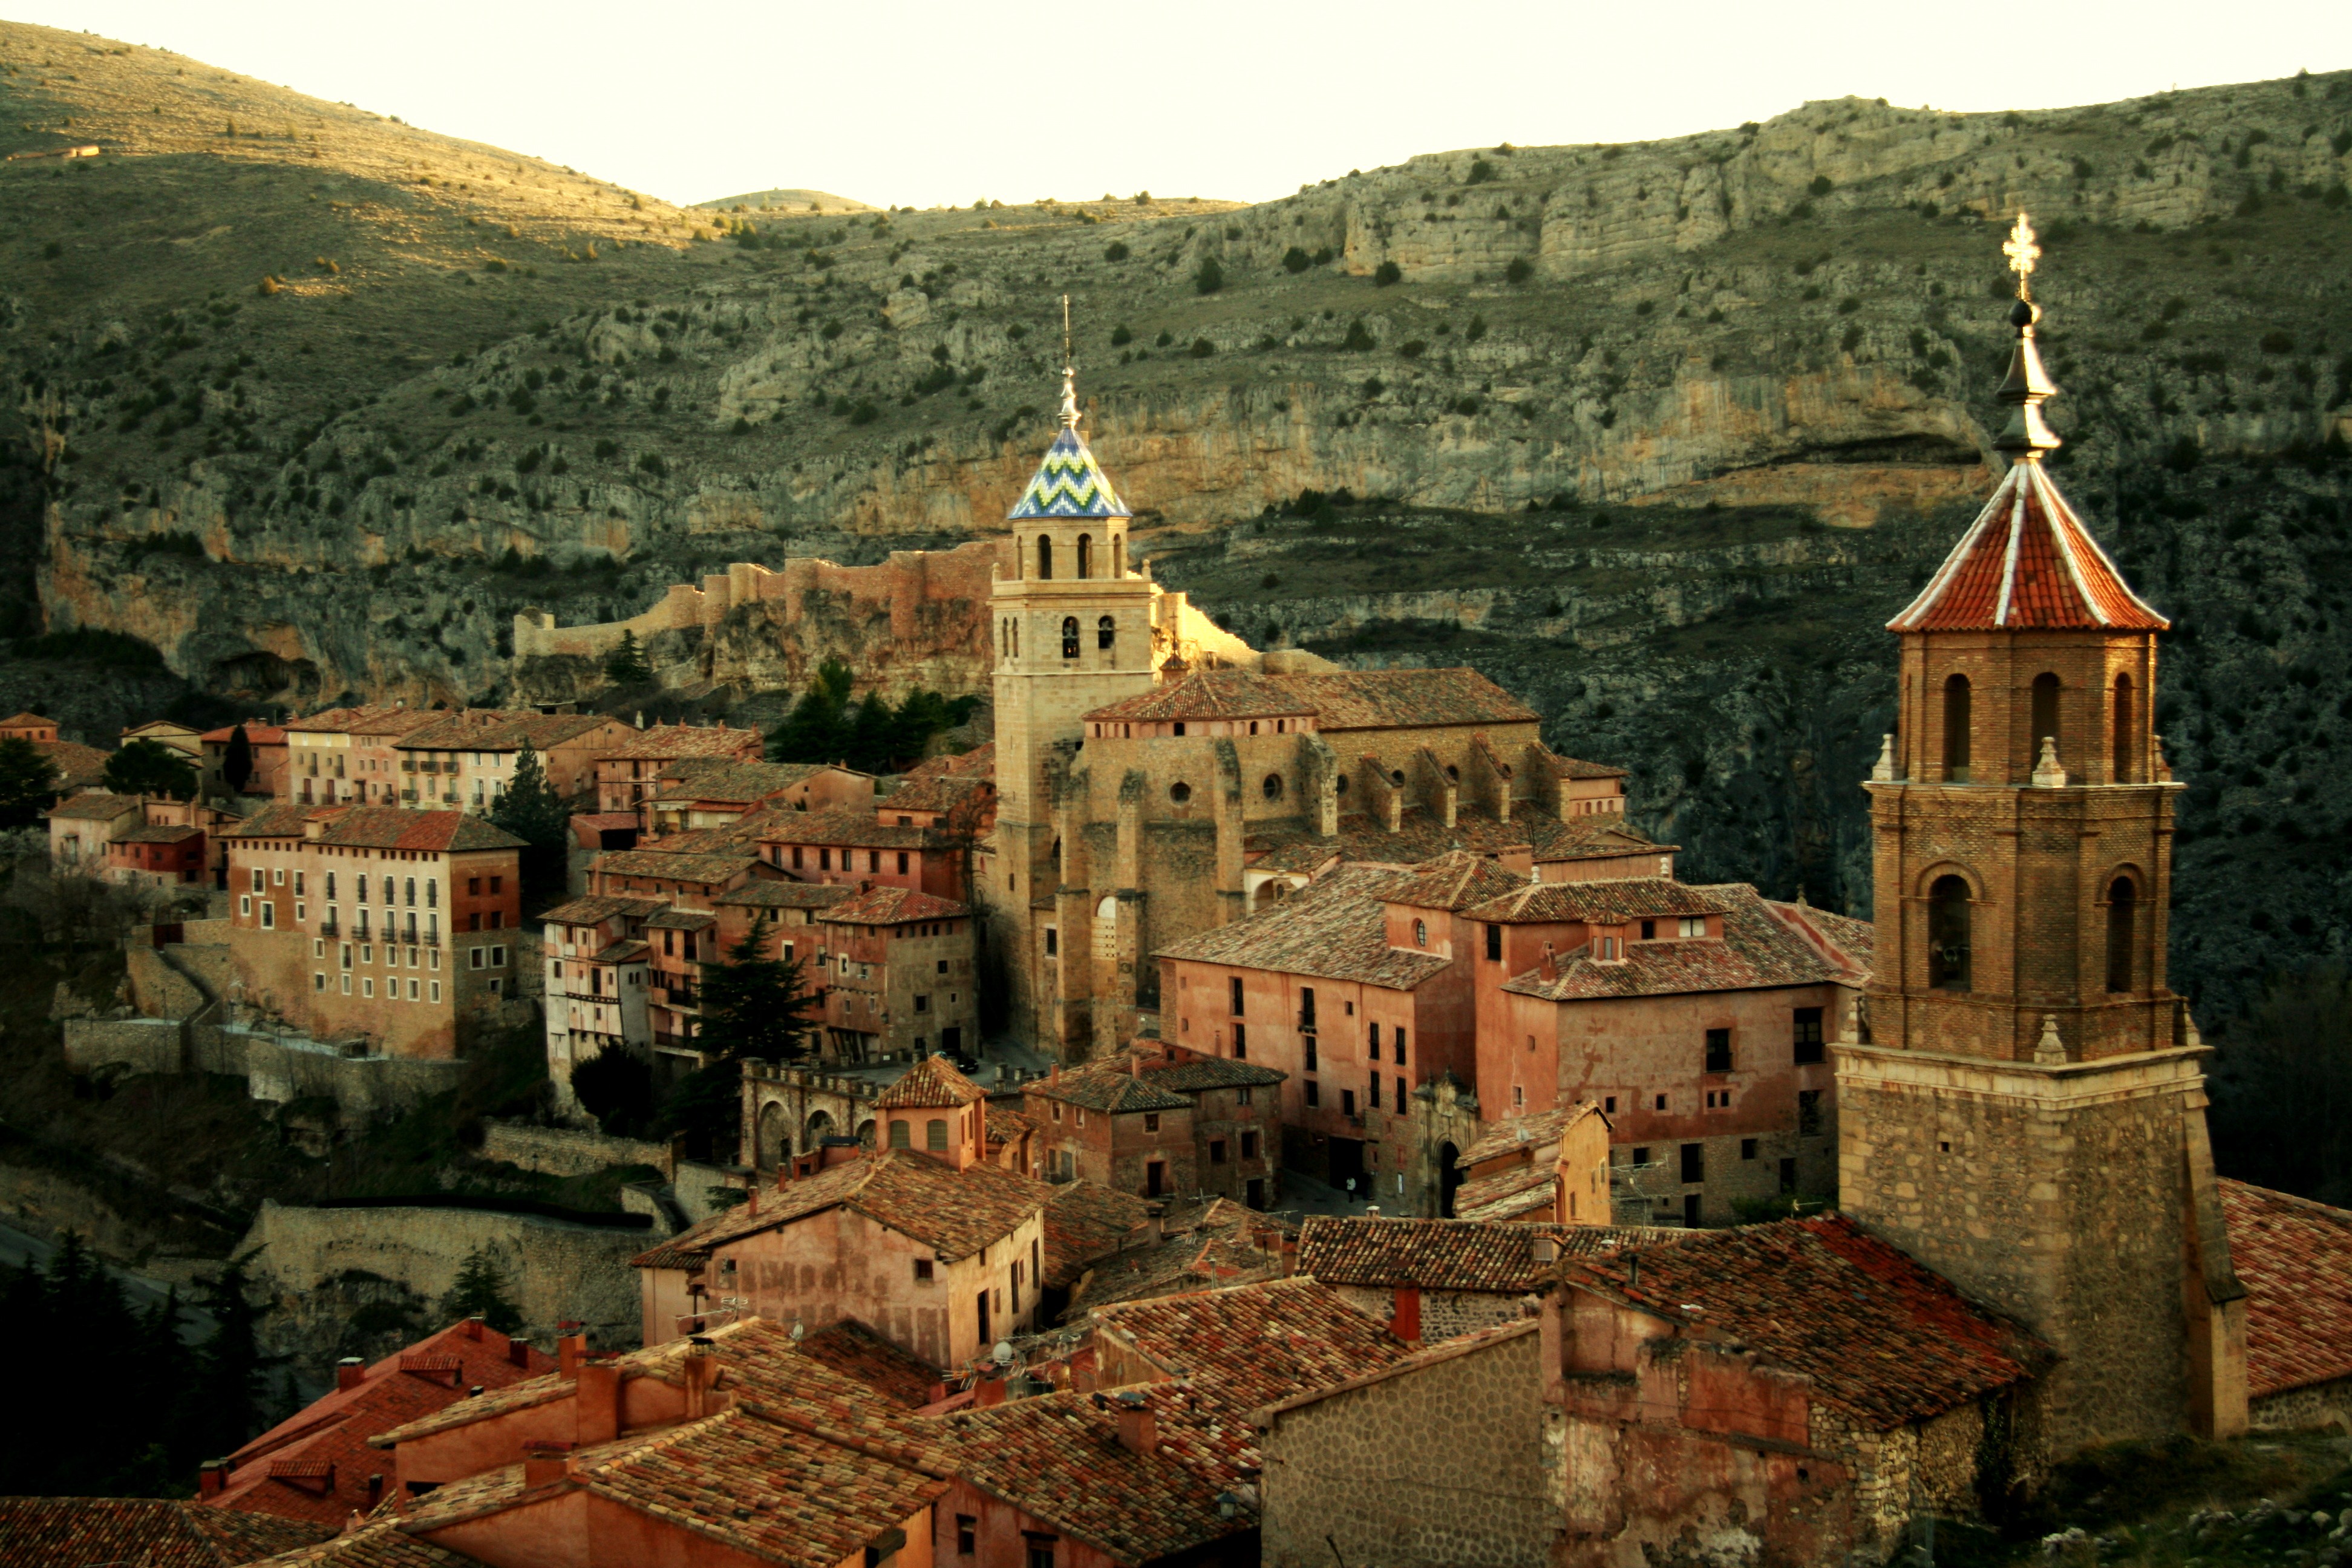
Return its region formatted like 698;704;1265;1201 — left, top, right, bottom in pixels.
1087;1275;1412;1411
1154;863;1454;990
1463;875;1732;925
1006;425;1132;519
1889;457;2166;632
1298;1214;1673;1292
1500;883;1870;1001
923;1387;1253;1564
1563;1214;2044;1430
0;1499;328;1568
2218;1178;2352;1399
633;1149;1048;1269
875;1052;987;1109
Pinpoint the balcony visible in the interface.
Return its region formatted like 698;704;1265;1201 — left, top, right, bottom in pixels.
318;921;340;937
659;985;699;1008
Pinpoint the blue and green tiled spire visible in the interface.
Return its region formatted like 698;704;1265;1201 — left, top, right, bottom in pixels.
1006;363;1131;520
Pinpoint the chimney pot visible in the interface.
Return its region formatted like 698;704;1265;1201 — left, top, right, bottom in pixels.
336;1356;367;1392
508;1337;530;1368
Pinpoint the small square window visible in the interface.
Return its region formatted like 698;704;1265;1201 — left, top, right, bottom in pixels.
313;972;326;991
1741;1138;1759;1160
1603;1095;1616;1114
362;978;374;999
430;981;442;1003
914;1259;935;1282
1304;1081;1320;1108
1143;1112;1160;1132
1655;1093;1668;1111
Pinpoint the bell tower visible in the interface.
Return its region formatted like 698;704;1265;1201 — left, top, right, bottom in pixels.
988;320;1158;1048
1836;217;2246;1460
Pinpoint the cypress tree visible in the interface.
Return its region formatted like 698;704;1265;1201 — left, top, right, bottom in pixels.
222;722;255;794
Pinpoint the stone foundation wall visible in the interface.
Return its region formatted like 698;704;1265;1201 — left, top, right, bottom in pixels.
481;1120;669;1179
2251;1377;2352;1434
62;1016;186;1076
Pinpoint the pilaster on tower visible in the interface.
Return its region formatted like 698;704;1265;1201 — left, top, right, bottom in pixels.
1836;215;2246;1459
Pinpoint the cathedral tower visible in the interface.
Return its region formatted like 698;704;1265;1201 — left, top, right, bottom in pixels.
988;356;1159;1047
1836;218;2246;1459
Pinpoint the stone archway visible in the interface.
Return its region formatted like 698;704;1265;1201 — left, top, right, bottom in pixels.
757;1102;791;1168
804;1109;834;1149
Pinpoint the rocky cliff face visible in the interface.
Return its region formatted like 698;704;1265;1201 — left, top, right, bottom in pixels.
6;24;2350;1019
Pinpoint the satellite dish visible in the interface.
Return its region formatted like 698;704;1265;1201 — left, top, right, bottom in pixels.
992;1340;1014;1365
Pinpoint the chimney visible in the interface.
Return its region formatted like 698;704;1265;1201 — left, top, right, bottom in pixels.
508;1336;531;1368
557;1330;587;1380
1050;1063;1061;1084
575;1357;621;1445
976;1376;1008;1408
1279;1235;1299;1277
336;1356;367;1391
1113;1391;1158;1455
365;1474;385;1514
1367;1205;1382;1218
197;1459;229;1497
522;1441;573;1489
683;1337;719;1419
462;1318;485;1341
1129;1054;1141;1078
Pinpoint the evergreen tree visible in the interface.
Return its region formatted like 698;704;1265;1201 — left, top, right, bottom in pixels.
103;737;198;800
571;1045;656;1138
766;658;855;765
441;1246;524;1335
602;629;653;687
848;691;897;773
186;1255;277;1463
488;740;569;907
696;913;821;1063
0;736;58;828
222;722;255;794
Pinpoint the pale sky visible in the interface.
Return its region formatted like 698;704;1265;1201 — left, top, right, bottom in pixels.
15;1;2351;209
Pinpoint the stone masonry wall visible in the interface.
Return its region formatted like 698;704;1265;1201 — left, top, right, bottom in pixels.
480;1120;670;1179
1261;1325;1550;1568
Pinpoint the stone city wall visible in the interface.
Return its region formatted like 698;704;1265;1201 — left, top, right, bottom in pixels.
481;1119;670;1180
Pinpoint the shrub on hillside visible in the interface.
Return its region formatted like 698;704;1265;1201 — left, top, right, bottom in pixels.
1194;257;1224;295
1373;261;1402;287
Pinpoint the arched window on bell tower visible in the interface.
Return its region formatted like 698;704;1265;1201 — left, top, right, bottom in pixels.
2105;875;2137;993
2031;672;2061;766
1076;534;1093;580
1928;875;1972;991
1061;617;1080;659
1113;533;1127;576
2111;673;2135;783
1097;615;1115;650
1942;675;1973;782
1037;535;1054;580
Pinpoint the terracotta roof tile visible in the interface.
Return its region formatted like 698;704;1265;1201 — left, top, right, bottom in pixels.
984;1103;1038;1146
900;743;993;783
820;885;970;926
46;791;143;821
393;711;626;753
1452;1164;1561;1223
755;803;947;850
1263;668;1540;730
1458;1103;1604;1168
713;881;859;911
1889;459;2167;632
1500;884;1869;1001
243;1522;471;1567
538;895;667;926
1465;877;1732;924
599;724;765;762
1380;850;1537;912
795;1319;942;1409
1027;1067;1191;1116
875;774;991;814
117;822;204;844
1537;752;1628;780
1563;1215;2043;1429
0;710;51;728
283;706;443;738
648;760;829;805
310;808;527;855
2220;1179;2352;1399
220;803;320;839
642;907;717;930
1083;670;1316;724
1042;1182;1158;1290
1065;1201;1299;1313
38;739;114;788
1086;1275;1411;1411
1154;864;1453;990
592;848;759;883
1244;803;1667;876
635;1150;1047;1269
200;724;289;745
921;1389;1254;1563
0;1500;327;1568
875;1054;988;1109
1298;1215;1669;1292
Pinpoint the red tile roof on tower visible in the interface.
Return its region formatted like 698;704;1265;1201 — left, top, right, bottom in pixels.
1561;1214;2045;1430
0;1499;327;1567
2218;1179;2352;1400
204;1319;558;1528
876;1053;989;1109
1889;457;2166;632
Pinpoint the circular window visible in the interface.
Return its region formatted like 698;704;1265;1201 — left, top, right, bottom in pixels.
1413;919;1428;948
1390;769;1405;786
1262;773;1284;801
1169;782;1192;804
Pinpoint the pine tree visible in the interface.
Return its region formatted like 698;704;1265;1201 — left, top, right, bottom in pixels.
102;737;198;801
441;1246;524;1335
186;1256;277;1463
602;629;653;687
489;740;570;907
696;913;821;1063
222;722;255;794
766;658;856;765
0;736;59;828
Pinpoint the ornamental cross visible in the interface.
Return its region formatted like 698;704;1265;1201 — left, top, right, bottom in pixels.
1057;293;1080;428
2002;212;2040;299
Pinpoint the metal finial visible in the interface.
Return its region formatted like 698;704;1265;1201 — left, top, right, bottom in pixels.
1057;293;1080;430
2002;212;2040;302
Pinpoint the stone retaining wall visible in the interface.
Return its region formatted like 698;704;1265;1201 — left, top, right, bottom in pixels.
481;1120;670;1179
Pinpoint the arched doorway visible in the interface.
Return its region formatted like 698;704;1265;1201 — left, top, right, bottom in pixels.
1437;1142;1463;1218
757;1101;790;1168
855;1119;877;1148
1927;875;1972;991
804;1109;834;1149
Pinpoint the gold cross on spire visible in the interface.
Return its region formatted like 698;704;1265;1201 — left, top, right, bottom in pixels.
1057;293;1079;429
2002;212;2040;301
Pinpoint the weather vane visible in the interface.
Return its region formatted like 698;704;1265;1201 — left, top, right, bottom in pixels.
1057;292;1080;429
2002;212;2040;302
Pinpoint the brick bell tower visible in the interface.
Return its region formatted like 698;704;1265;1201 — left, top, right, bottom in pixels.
988;319;1158;1050
1836;216;2247;1460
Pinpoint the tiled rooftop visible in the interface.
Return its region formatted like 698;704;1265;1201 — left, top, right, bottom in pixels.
795;1319;941;1410
598;722;764;762
37;738;112;788
283;705;443;738
1083;670;1315;724
311;808;528;855
1536;751;1629;780
649;760;828;805
220;803;318;839
900;742;993;782
1154;864;1452;991
243;1521;471;1567
642;907;717;931
1379;850;1541;913
1889;456;2166;633
1041;1181;1158;1290
1562;1215;2044;1430
2219;1179;2352;1399
754;803;946;849
1263;668;1540;730
874;773;991;814
1501;883;1870;1002
875;1053;988;1110
1464;876;1732;924
1298;1215;1668;1293
714;881;858;911
635;1150;1048;1269
1026;1066;1192;1116
1066;1201;1296;1313
392;710;622;753
1116;1048;1287;1094
0;1498;327;1567
116;822;203;844
819;884;970;926
592;848;759;883
538;895;667;927
46;791;142;820
1244;802;1667;875
1087;1275;1411;1413
1452;1163;1560;1223
1457;1103;1603;1169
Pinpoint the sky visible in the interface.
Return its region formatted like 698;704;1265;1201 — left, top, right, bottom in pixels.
15;1;2352;209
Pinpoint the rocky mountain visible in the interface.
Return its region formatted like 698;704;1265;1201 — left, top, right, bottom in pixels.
4;19;2348;1020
